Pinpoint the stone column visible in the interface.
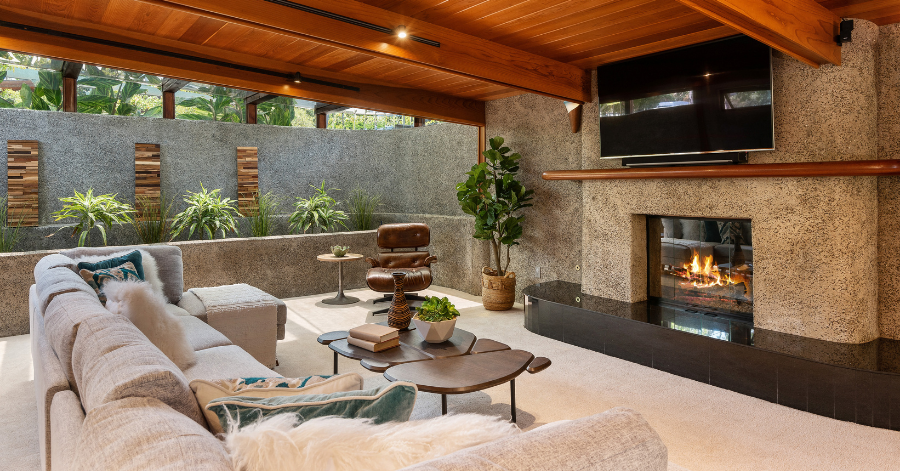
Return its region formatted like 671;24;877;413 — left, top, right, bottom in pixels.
877;23;900;339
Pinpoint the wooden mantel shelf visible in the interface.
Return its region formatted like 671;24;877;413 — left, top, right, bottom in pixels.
542;160;900;181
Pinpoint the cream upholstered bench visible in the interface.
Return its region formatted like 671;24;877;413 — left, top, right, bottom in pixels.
178;284;287;368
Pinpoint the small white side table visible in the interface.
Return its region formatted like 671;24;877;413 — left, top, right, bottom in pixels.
317;253;364;305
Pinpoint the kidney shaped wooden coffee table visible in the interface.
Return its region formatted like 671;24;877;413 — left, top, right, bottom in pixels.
317;325;550;422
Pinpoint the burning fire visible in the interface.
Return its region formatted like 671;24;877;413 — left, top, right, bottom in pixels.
682;253;733;288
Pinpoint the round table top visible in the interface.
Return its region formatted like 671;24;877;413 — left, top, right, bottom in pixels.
317;253;364;262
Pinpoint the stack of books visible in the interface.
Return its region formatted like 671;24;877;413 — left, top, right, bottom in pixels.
347;324;400;352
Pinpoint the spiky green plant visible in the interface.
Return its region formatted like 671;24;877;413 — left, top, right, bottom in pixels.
131;194;175;244
289;182;347;234
171;184;241;240
52;189;134;247
346;187;382;231
415;296;460;323
247;191;280;238
0;196;24;252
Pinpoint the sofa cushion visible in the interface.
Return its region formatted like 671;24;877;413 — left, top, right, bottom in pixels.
73;397;233;471
50;390;84;471
61;245;184;304
36;266;96;313
206;382;418;434
178;315;232;351
398;407;668;471
183;345;279;383
191;373;364;434
71;314;205;427
43;290;112;391
34;253;76;281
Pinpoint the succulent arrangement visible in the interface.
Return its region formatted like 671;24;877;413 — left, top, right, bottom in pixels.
331;245;350;257
415;296;461;323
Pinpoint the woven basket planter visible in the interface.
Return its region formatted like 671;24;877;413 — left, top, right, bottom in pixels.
481;267;517;311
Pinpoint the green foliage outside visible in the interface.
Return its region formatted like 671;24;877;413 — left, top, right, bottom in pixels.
77;66;162;117
171;184;241;240
177;85;244;122
131;194;175;244
257;97;295;126
456;137;533;276
248;191;280;237
52;189;134;247
415;296;460;323
346;187;381;231
0;69;64;111
289;182;347;234
0;196;24;253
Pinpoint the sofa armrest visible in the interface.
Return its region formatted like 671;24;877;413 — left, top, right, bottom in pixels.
365;257;380;268
50;390;84;471
398;407;667;471
424;255;437;266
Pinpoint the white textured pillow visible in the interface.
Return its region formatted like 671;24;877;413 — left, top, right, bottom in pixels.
225;413;521;471
103;279;197;370
72;249;165;299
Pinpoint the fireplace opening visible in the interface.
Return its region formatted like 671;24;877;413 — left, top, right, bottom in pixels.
647;216;753;323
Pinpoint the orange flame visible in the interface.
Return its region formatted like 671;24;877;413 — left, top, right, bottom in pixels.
682;253;732;288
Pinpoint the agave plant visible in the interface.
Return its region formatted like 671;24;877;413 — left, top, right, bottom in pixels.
131;194;175;244
289;182;347;234
171;184;241;240
247;191;280;238
0;195;24;252
52;189;134;247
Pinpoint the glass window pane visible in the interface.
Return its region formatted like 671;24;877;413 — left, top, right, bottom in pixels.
0;52;64;112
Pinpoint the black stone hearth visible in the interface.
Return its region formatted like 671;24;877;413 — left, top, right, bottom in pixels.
523;280;900;431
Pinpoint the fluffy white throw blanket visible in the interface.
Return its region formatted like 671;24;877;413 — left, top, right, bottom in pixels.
104;280;197;370
225;414;521;471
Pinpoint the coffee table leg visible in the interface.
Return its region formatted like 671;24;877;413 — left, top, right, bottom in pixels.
510;379;516;423
333;351;339;374
441;394;447;415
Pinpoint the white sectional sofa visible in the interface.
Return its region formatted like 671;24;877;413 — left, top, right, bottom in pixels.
31;245;670;471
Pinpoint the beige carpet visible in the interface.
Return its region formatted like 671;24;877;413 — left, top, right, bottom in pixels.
3;286;899;470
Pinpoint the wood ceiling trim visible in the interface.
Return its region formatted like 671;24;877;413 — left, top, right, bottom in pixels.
819;0;900;25
134;0;590;102
0;6;486;125
676;0;842;67
571;24;737;69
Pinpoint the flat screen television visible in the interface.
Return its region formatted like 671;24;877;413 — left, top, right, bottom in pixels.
597;35;773;159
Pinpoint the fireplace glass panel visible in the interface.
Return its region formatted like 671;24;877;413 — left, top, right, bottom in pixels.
648;216;753;317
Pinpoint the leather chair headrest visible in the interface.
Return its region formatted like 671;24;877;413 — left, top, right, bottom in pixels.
377;223;430;249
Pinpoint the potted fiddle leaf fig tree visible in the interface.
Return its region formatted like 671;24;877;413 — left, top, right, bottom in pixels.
456;137;534;310
413;296;461;343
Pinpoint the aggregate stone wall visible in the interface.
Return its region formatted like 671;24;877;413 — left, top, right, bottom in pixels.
877;23;900;339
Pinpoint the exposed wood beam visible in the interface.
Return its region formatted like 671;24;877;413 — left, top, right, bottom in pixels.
59;61;81;112
246;102;258;124
316;113;327;128
414;117;425;127
675;0;842;67
160;78;190;93
478;127;486;164
163;90;175;119
315;103;350;114
135;0;590;103
0;7;485;126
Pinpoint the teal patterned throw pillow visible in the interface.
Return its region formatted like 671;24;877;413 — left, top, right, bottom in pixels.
206;382;417;433
79;261;143;304
76;250;146;281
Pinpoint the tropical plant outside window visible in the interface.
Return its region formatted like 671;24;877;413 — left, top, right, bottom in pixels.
1;52;441;128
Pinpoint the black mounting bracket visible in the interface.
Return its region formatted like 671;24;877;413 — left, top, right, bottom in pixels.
836;19;854;46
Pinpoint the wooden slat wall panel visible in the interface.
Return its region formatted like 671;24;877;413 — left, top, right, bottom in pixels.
7;140;39;227
237;147;258;214
135;143;161;214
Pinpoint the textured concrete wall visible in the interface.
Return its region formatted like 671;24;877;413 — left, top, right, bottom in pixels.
580;20;882;343
0;111;474;223
877;23;900;339
485;93;584;301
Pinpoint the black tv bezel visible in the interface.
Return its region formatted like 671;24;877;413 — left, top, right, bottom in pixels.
597;36;775;160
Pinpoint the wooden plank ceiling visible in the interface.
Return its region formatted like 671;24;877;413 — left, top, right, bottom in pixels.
0;0;896;125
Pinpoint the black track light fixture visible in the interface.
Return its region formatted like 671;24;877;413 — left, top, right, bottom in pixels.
395;25;407;39
292;72;303;83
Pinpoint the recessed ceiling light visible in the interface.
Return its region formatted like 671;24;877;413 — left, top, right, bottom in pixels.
396;26;407;39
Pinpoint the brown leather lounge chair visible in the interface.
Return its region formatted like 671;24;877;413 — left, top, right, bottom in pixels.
366;223;436;313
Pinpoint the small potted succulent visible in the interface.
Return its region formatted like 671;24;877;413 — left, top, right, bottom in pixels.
331;245;350;257
413;296;461;343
